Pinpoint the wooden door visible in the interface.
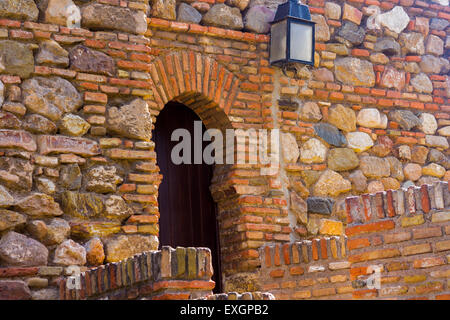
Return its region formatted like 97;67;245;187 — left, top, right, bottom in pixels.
153;101;222;292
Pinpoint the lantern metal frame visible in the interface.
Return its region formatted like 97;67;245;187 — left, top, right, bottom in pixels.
269;0;316;67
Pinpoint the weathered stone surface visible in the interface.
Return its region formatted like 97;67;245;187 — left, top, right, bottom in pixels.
243;5;274;34
428;149;449;169
357;108;388;129
107;99;152;141
0;185;14;207
313;170;351;197
312;14;330;42
86;166;123;194
346;132;374;153
386;157;404;181
70;221;121;239
411;73;433;94
0;232;48;267
381;177;400;191
328;105;356;132
430;18;449;31
202;4;243;30
405;61;421;74
325;2;341;20
300;138;327;164
381;66;405;91
0;41;35;78
367;181;384;193
349;170;367;193
54;239;86;266
399;32;425;55
290;191;307;225
438;126;450;137
22;77;82;121
327;148;359;172
22;114;57;135
105;235;159;263
0;280;31;300
314;123;347;147
37;135;100;157
289;177;310;198
370;53;389;64
419;113;437;135
0;157;33;191
404;163;422;181
151;0;176;20
281;132;299;163
45;219;70;246
81;3;147;35
0;112;20;129
60;164;82;190
85;237;105;266
227;0;250;11
31;288;58;300
313;68;334;82
307;197;334;215
0;210;26;232
360;156;390;179
43;0;79;26
398;145;411;160
69;45;116;76
420;55;445;74
335;57;375;87
426;35;444;56
411;146;429;165
177;3;202;24
423;163;446;178
14;193;63;217
58;114;90;137
343;3;362;25
338;21;365;45
425;135;449;149
378;6;410;34
299;102;322;122
0;0;38;21
388;110;420;131
371;136;393;157
62;191;104;220
0;130;37;153
374;37;401;56
104;195;133;221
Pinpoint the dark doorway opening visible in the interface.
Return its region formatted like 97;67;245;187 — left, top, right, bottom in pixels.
153;101;223;293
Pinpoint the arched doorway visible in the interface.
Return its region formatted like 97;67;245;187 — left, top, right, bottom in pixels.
153;101;223;292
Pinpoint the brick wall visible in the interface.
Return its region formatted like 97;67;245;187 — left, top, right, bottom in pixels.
260;181;450;299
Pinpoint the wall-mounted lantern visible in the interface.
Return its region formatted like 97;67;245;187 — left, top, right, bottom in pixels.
270;0;316;66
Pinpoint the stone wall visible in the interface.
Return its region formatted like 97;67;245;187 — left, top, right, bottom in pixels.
260;181;450;300
0;0;448;299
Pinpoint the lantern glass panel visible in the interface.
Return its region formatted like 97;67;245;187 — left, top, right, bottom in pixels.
270;20;287;64
289;21;313;63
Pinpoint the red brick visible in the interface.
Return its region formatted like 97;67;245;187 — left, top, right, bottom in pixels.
346;220;395;237
269;269;285;278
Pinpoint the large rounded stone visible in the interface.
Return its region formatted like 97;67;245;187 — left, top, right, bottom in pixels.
399;32;425;55
312;14;330;42
0;41;35;78
418;113;437;135
86;166;123;194
381;177;401;190
22;114;57;135
411;146;429;165
0;280;31;300
360;156;391;179
104;195;133;221
60;164;82;190
349;170;367;193
43;0;79;26
244;5;275;34
404;163;422;181
426;35;444;56
386;156;405;181
314;123;347;147
300;138;327;164
357;108;388;129
422;163;446;178
328;105;356;132
338;21;365;45
438;126;450;137
0;157;33;191
0;232;48;267
54;239;86;266
0;210;26;232
380;66;405;91
299;102;322;122
371;136;393;157
281;132;299;164
151;0;176;20
328;148;359;172
378;6;410;34
105;235;159;263
177;3;202;24
22;77;83;122
374;38;401;56
85;238;105;266
106;99;152;141
45;219;70;246
69;45;116;77
313;170;351;197
411;73;433;94
81;3;147;35
62;192;104;220
367;181;385;193
227;0;250;11
420;55;445;74
202;4;243;30
14;193;63;217
346;132;374;153
0;111;23;130
0;0;38;21
36;40;69;67
388;110;420;131
335;57;375;87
